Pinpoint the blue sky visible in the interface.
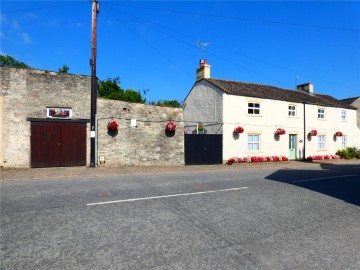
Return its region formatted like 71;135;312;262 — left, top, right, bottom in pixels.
1;1;359;103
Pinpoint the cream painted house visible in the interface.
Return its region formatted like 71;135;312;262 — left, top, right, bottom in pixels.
184;61;360;162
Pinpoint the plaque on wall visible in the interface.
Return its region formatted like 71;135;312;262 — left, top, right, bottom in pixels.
47;108;72;118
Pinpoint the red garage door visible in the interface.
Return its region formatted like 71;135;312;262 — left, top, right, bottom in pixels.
30;120;87;168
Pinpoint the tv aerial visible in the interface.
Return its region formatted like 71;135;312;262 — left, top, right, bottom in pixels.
197;40;212;60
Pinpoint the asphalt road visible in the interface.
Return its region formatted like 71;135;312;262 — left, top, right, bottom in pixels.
1;163;360;269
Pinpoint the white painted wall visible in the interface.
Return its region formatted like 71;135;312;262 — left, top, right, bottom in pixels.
223;94;360;161
183;80;223;134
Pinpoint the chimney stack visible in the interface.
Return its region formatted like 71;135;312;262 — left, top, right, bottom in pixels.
196;59;211;81
297;83;314;94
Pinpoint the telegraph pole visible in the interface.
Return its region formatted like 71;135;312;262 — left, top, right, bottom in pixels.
90;0;99;167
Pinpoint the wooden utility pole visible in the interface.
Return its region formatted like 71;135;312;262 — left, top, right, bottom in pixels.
90;0;99;167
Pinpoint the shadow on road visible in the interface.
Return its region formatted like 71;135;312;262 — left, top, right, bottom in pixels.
265;162;360;206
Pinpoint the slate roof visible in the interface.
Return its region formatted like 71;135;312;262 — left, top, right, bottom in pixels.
341;96;360;105
204;78;356;110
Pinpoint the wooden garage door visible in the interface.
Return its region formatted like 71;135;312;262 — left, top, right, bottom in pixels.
31;121;87;168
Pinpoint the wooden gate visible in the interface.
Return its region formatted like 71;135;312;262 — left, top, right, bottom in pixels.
30;120;87;168
185;134;223;165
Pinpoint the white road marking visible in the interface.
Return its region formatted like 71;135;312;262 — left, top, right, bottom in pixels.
87;187;248;206
292;174;358;183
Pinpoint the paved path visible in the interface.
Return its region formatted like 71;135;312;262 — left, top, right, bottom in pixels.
2;159;359;181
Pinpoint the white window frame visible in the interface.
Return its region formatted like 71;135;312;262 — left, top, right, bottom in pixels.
247;134;261;152
288;105;296;117
248;102;261;115
341;135;347;148
318;135;326;149
318;108;326;119
341;110;347;121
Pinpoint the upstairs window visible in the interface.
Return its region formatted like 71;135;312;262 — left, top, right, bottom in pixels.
248;102;260;115
318;108;326;119
288;105;296;117
341;110;347;121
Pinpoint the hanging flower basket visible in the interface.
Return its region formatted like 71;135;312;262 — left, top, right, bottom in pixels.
275;128;286;135
165;121;176;132
107;120;119;132
335;131;343;137
233;126;244;134
308;130;317;136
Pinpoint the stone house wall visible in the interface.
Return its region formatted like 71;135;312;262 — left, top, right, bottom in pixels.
97;98;184;166
0;66;91;168
0;66;184;168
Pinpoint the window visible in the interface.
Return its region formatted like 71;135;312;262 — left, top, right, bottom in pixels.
288;105;296;116
248;134;260;151
318;108;325;119
341;110;347;121
248;102;260;115
318;135;326;149
342;135;347;148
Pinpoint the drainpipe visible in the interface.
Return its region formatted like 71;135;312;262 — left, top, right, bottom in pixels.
303;102;306;160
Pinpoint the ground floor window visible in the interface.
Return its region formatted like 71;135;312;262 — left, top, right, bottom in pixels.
318;135;326;149
248;134;260;151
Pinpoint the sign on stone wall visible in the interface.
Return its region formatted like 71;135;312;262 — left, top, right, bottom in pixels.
47;108;72;118
197;122;204;134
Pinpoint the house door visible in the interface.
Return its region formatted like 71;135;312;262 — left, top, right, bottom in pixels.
30;120;87;168
289;134;297;160
185;134;222;165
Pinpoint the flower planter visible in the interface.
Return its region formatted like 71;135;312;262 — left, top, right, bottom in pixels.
233;126;244;134
165;121;176;132
275;128;286;135
335;131;343;137
107;120;119;132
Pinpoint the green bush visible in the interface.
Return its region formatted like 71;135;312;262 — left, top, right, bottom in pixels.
336;147;360;159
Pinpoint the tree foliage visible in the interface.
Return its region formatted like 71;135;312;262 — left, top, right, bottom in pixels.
59;64;70;73
155;99;182;108
98;77;145;103
0;54;29;68
98;76;181;106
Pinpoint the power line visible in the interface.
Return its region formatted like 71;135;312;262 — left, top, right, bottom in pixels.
103;3;359;91
106;2;360;32
103;8;193;79
2;1;87;14
104;5;287;85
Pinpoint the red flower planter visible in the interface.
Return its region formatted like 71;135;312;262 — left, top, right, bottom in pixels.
107;120;119;132
165;121;176;132
233;126;244;134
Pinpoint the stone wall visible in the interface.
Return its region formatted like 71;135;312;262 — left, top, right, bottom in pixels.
97;98;184;166
0;66;91;168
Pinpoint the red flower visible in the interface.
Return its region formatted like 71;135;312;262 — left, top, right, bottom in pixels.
335;131;343;137
107;120;118;131
165;121;176;132
233;126;244;134
308;130;317;136
275;128;286;135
